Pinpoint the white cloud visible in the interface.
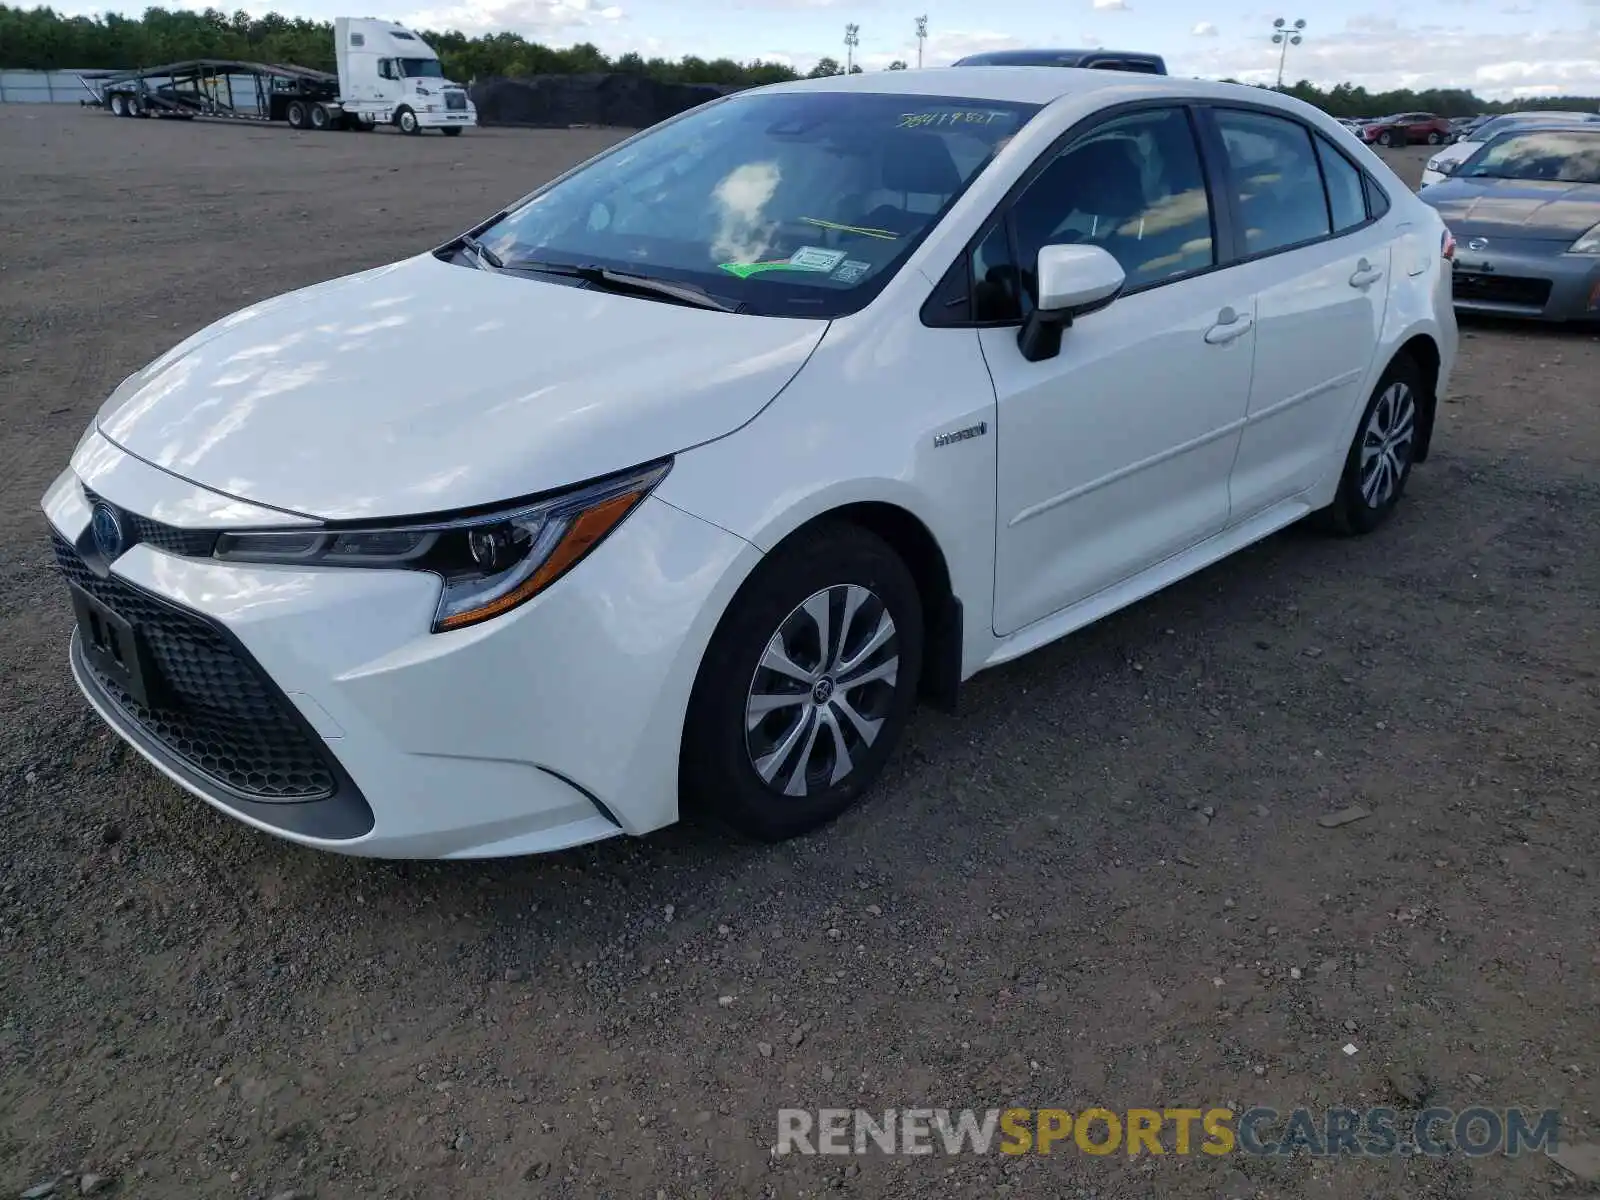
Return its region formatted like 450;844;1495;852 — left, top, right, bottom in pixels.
1191;21;1218;36
1091;0;1128;9
1189;22;1600;100
401;0;623;36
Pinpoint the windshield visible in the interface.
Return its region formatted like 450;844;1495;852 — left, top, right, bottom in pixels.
1459;129;1600;184
474;90;1040;318
398;58;444;78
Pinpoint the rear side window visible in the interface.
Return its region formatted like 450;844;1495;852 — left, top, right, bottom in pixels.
1215;109;1331;255
1314;134;1367;231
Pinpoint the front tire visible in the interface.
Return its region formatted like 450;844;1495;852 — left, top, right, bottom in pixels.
681;522;923;842
1313;357;1424;536
1426;130;1442;145
396;106;420;135
1377;129;1395;147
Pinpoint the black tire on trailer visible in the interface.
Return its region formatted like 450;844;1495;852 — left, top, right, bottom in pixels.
309;103;332;131
442;126;463;136
109;94;126;117
395;106;420;135
286;100;309;130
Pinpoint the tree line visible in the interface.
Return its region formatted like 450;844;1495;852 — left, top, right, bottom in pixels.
2;3;1596;115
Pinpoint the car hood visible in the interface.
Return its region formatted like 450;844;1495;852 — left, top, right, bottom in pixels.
95;255;826;520
1423;177;1600;240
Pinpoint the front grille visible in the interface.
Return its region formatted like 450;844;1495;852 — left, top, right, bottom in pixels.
1452;272;1552;309
82;489;217;557
445;91;467;111
53;533;338;801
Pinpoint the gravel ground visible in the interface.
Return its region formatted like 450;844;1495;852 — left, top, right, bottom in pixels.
2;107;1598;1200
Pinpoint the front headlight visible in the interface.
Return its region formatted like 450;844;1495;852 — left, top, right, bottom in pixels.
214;460;670;632
1426;157;1457;176
1570;221;1600;255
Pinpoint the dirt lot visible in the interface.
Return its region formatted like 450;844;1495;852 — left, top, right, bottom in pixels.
1;106;1597;1200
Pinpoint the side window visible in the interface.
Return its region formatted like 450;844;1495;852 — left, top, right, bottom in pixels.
1009;106;1215;306
1215;109;1331;256
1364;174;1391;219
971;222;1020;321
1314;134;1367;231
350;32;365;46
378;59;395;79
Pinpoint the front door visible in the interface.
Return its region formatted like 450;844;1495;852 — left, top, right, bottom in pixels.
981;105;1256;637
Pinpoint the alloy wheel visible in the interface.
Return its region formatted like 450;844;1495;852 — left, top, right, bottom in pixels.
1359;381;1416;508
744;584;899;797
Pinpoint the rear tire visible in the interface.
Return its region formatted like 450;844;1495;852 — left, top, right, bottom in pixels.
286;100;309;130
1426;130;1442;145
109;94;126;117
1311;356;1425;537
681;522;923;842
309;103;332;131
396;106;420;135
1377;129;1395;147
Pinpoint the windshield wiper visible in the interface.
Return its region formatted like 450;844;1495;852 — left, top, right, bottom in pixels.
500;260;738;313
458;234;504;270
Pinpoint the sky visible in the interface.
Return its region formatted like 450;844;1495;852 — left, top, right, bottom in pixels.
66;0;1600;98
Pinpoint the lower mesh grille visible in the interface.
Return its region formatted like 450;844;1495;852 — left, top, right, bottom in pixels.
1452;272;1552;309
53;533;338;801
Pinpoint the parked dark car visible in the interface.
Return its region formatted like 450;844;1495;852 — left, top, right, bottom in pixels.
1360;112;1453;147
951;48;1167;74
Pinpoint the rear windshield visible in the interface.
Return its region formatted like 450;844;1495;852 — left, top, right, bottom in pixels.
1461;129;1600;184
475;90;1040;318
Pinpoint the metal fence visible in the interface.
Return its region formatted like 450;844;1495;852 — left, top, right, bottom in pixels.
0;69;101;104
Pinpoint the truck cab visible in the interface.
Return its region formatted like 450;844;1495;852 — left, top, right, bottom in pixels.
335;17;475;134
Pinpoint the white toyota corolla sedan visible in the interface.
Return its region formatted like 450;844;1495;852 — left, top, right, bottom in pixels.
43;69;1457;859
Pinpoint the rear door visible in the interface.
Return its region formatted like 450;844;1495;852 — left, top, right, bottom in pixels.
1204;107;1391;518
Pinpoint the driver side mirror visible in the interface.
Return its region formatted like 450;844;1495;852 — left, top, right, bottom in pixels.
1017;244;1126;363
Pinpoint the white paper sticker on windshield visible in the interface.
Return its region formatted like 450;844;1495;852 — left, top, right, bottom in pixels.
789;246;848;272
832;259;872;284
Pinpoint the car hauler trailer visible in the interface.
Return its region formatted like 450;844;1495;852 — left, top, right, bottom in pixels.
81;18;475;135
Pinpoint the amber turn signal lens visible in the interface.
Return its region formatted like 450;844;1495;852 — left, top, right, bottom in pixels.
434;490;643;632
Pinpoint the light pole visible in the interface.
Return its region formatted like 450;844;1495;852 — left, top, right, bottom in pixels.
915;15;927;68
1271;17;1305;90
844;23;859;73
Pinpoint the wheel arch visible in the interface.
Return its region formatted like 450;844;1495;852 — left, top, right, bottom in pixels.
757;501;963;713
1392;333;1441;462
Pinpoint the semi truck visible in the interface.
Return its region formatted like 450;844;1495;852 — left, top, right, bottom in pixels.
84;17;475;135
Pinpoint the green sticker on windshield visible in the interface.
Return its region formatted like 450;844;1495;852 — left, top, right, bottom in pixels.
720;246;847;278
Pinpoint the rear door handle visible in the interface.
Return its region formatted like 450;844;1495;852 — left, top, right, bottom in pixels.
1350;259;1385;288
1204;307;1254;345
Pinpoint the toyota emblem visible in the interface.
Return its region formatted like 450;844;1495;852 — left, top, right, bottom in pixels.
90;501;126;561
1467;237;1489;252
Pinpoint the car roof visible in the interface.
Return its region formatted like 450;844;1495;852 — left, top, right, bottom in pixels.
953;48;1161;64
758;67;1293;108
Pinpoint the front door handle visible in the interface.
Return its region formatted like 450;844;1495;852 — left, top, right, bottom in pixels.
1204;307;1254;345
1350;259;1385;288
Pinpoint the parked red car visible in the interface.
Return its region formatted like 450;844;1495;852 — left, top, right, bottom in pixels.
1360;112;1453;147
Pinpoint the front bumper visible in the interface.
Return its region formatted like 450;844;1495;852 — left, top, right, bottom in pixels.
416;107;475;127
1449;239;1600;321
42;436;758;858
